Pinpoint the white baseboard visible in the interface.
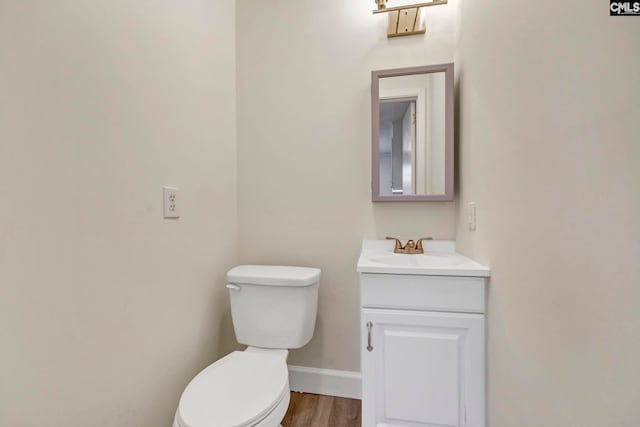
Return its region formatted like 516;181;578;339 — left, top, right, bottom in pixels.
288;365;361;400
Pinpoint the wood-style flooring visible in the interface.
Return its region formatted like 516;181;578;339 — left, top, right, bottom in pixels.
281;392;361;427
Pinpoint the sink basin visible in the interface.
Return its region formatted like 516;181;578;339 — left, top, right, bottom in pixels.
368;253;463;268
357;240;491;277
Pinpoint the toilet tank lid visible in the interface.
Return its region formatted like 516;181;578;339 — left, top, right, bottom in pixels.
227;265;321;287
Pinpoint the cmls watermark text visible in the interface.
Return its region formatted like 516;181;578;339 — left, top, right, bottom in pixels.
610;1;640;15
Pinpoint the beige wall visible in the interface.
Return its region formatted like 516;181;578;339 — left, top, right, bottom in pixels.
455;1;640;426
236;0;459;371
3;0;638;425
0;1;237;426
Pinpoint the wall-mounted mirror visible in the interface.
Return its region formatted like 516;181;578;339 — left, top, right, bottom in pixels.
371;63;454;201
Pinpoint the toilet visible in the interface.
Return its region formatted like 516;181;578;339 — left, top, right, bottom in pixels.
173;265;321;427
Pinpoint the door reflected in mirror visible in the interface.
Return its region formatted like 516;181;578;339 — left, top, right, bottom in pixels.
372;64;453;201
379;99;417;195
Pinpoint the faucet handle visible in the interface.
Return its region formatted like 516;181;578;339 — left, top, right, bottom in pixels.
385;237;403;253
415;237;433;252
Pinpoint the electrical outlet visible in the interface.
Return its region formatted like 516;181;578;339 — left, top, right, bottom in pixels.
468;202;477;231
163;186;180;219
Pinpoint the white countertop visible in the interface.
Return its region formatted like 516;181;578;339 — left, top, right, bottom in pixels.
356;240;491;277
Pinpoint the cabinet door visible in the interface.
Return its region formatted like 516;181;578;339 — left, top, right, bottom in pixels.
361;309;484;427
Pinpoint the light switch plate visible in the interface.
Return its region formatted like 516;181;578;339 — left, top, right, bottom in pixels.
468;202;477;231
163;186;180;219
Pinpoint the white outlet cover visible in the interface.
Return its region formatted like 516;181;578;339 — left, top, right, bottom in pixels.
163;186;180;219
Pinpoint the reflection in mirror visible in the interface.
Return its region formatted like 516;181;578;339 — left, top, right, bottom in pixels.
379;100;416;195
379;73;445;196
372;64;453;201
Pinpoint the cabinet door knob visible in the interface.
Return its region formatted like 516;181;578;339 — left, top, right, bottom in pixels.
366;321;374;352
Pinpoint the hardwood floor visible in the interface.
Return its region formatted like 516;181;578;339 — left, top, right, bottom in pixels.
281;392;361;427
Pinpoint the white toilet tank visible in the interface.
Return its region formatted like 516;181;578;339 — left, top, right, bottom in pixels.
227;265;320;349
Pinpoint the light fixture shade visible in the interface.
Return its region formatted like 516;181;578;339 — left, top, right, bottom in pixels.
375;0;388;10
371;0;448;38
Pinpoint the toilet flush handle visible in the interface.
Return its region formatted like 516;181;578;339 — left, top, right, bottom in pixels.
226;284;241;292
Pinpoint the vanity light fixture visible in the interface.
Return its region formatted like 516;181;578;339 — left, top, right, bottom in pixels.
373;0;447;38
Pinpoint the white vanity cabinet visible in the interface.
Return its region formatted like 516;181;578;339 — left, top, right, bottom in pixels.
359;272;488;427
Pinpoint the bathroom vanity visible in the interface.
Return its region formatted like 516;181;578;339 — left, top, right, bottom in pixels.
357;240;490;427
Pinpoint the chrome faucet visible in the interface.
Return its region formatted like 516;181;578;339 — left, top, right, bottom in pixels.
386;236;433;254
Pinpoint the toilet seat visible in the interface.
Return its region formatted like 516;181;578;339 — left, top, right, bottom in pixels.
175;351;289;427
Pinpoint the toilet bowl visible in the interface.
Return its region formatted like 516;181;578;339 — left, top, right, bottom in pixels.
173;265;320;427
173;348;290;427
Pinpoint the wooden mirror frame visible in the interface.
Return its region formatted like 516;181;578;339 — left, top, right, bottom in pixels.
371;63;454;202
